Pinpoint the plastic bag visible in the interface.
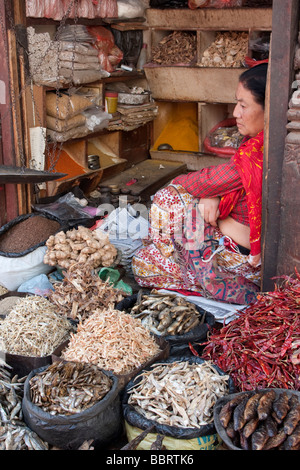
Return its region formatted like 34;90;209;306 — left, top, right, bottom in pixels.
0;246;52;291
83;107;112;131
117;0;146;18
22;366;123;450
33;192;96;226
87;26;123;73
17;273;54;296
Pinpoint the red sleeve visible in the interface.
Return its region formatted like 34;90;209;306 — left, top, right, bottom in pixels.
172;158;243;198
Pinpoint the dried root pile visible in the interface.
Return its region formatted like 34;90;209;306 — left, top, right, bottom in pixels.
219;390;300;450
0;296;73;357
29;361;113;415
44;226;117;269
48;265;124;322
0;365;48;450
151;31;196;65
200;32;249;68
61;307;161;375
128;360;229;428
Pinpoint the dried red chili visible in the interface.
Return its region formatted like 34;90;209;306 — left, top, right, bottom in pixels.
201;271;300;391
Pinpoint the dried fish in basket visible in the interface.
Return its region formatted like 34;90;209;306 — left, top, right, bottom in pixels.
123;356;234;447
116;291;215;347
0;363;49;450
29;361;113;415
22;362;122;450
213;388;300;450
58;307;169;387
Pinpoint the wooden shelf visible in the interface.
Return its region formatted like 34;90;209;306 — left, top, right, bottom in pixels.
146;7;272;31
144;65;243;103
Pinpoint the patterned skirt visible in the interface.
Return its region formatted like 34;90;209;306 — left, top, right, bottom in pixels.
132;184;261;305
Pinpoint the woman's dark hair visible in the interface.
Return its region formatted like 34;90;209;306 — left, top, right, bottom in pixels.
239;63;268;109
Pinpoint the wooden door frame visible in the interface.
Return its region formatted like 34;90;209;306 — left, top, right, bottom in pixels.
262;0;299;291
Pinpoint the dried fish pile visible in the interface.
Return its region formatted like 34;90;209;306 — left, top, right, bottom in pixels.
0;296;73;357
219;390;300;450
48;264;124;322
129;293;203;336
61;307;161;375
151;31;196;65
128;360;229;428
200;32;249;68
0;364;48;450
29;361;112;416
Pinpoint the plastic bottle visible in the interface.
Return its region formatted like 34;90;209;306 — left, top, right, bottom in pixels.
136;43;148;71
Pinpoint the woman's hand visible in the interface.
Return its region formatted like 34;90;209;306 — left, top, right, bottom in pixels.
198;197;220;227
247;253;261;267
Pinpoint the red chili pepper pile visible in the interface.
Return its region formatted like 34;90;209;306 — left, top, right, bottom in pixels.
201;271;300;392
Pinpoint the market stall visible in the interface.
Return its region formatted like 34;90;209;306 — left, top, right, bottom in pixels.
0;0;300;454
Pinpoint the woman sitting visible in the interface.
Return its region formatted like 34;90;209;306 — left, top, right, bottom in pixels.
132;63;268;305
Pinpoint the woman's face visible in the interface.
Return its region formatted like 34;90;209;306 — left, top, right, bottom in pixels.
233;82;265;137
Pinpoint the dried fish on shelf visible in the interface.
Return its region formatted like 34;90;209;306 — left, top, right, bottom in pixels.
128;292;203;337
29;361;112;416
0;296;73;357
61;307;161;375
127;360;230;428
151;31;196;65
48;264;124;322
200;32;249;68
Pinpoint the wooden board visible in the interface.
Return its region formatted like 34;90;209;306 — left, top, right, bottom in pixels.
99;159;187;199
144;66;242;103
149;150;229;171
146;7;272;31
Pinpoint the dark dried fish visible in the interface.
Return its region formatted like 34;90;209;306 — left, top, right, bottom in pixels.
243;392;261;422
257;390;276;420
283;423;300;450
283;395;300;435
273;391;290;421
233;397;249;431
264;429;287;450
243;417;260;439
251;422;269;450
265;415;277;437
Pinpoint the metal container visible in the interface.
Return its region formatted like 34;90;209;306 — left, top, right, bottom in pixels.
87;155;100;170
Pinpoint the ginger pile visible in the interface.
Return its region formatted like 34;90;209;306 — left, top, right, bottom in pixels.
44;226;117;269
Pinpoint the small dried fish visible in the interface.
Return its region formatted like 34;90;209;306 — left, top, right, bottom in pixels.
0;296;73;357
62;307;161;375
0;364;48;450
29;361;112;415
128;360;229;428
129;292;203;337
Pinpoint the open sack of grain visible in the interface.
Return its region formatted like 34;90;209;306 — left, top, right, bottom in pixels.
0;213;65;291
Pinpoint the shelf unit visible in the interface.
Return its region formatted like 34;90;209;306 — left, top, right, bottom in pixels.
21;10;152;198
144;7;272;170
